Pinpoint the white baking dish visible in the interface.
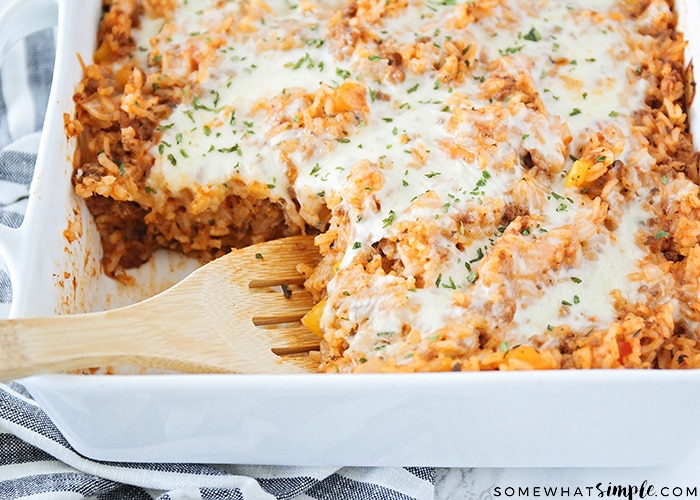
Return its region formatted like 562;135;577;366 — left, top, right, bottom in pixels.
1;0;699;467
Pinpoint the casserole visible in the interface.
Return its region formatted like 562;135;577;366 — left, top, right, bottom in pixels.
0;0;699;466
70;0;700;373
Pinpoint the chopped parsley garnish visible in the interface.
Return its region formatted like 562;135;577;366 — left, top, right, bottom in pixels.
335;67;351;79
498;45;524;56
523;27;542;42
382;210;396;228
470;170;492;196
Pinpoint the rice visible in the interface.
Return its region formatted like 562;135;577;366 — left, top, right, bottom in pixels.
69;0;700;372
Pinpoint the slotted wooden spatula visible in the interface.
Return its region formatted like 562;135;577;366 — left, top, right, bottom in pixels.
0;235;322;380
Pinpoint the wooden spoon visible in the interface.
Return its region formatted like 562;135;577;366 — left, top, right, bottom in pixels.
0;235;322;380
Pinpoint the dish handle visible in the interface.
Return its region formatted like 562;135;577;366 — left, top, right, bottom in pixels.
0;0;59;281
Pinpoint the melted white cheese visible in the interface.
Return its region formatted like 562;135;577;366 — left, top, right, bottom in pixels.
511;197;649;345
130;0;668;350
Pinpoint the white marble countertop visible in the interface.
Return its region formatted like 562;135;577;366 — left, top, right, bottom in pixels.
434;442;700;499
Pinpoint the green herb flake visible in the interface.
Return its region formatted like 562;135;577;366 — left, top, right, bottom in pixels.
304;37;324;48
441;276;457;289
470;170;492;196
382;210;396;228
523;27;542;42
469;247;485;263
335;67;351;79
498;45;524;56
217;144;241;155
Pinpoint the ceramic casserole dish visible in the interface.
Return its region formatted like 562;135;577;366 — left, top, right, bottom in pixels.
0;0;699;467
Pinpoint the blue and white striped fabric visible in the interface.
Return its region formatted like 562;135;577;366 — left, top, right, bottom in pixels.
0;16;435;500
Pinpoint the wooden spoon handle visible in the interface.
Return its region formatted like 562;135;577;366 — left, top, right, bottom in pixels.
0;309;156;380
